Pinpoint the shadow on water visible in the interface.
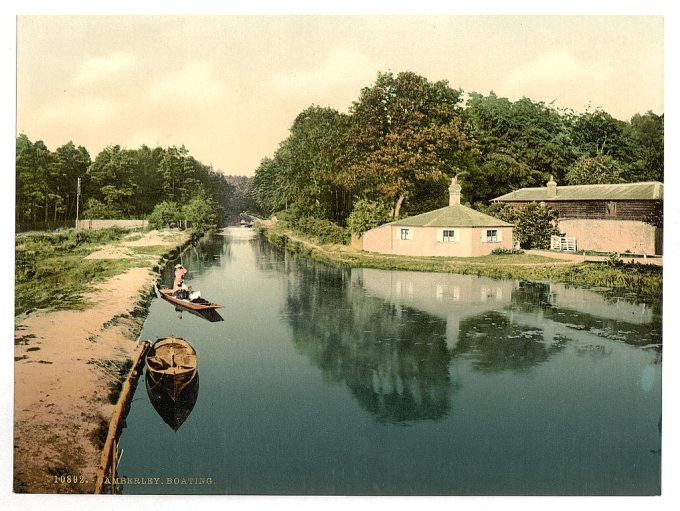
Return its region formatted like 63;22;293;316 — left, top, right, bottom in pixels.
174;306;224;322
145;369;200;432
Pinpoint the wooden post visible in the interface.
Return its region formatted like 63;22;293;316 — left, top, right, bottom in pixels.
94;340;150;494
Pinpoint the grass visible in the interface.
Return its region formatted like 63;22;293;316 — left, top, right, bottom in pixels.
261;223;662;302
14;227;185;316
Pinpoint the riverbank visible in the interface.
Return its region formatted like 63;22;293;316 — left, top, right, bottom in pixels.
258;222;662;302
14;228;191;493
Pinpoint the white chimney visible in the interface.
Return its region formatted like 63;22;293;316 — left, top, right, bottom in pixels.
547;175;557;199
449;176;461;206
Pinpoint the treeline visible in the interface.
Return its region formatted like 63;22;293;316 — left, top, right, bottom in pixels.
252;71;663;228
16;134;256;231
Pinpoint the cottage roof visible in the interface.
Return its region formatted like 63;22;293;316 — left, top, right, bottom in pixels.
391;204;513;228
493;181;663;202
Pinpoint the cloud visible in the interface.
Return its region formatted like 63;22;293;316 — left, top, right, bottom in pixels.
501;51;612;95
272;46;375;99
76;51;135;83
146;62;228;106
42;97;118;124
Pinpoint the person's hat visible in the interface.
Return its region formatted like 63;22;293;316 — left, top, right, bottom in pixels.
175;264;183;269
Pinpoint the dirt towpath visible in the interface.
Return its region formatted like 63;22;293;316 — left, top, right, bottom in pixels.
14;229;189;493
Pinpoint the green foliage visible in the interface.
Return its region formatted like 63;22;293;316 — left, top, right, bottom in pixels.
15;228;141;315
182;196;218;235
83;198;120;219
346;198;392;235
292;217;350;245
496;202;560;250
565;154;626;185
491;247;525;255
148;201;182;229
16;135;235;230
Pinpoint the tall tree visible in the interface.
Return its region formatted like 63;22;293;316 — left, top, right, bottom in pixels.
338;71;470;217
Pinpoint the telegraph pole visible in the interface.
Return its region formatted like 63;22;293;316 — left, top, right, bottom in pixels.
75;177;81;229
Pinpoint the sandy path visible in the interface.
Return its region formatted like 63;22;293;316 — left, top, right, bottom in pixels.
14;229;189;493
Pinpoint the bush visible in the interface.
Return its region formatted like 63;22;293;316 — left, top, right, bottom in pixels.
182;197;218;235
491;247;525;255
148;201;182;229
293;217;349;245
347;199;392;236
513;203;560;249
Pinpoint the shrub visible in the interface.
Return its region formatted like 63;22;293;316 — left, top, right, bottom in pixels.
182;197;218;235
347;199;392;236
148;201;182;229
491;247;525;255
513;203;560;249
293;217;349;245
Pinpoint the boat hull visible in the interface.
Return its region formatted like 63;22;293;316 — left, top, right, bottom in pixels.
145;337;198;401
159;289;223;310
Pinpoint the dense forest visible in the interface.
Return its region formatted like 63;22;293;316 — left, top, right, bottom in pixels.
252;71;663;229
15;136;257;231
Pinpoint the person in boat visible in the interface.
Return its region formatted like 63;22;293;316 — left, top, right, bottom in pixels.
173;264;190;299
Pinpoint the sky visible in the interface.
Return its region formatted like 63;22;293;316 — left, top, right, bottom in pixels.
16;15;664;177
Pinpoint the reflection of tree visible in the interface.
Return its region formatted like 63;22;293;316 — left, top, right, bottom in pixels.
283;258;454;423
163;233;230;286
453;311;567;373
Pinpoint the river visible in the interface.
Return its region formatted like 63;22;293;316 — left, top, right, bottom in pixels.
117;227;661;495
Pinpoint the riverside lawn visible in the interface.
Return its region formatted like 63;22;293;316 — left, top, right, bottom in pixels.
258;222;662;303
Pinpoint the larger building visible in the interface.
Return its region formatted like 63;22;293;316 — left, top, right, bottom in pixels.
360;177;514;257
493;177;663;255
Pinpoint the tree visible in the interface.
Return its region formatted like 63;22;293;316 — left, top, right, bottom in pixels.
346;198;392;236
628;111;664;182
462;93;576;201
511;203;561;249
338;71;471;218
182;196;218;235
148;201;182;228
565;154;626;185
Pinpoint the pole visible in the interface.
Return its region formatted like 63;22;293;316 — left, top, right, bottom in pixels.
75;177;81;229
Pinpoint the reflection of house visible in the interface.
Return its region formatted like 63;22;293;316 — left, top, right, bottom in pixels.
360;177;514;256
493;177;663;255
356;268;515;349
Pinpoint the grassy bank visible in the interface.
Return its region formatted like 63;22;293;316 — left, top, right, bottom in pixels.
14;227;187;316
259;222;662;302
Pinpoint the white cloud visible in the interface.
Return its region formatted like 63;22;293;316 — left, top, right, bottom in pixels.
42;97;118;124
146;62;228;106
272;46;375;100
501;51;612;96
76;51;135;84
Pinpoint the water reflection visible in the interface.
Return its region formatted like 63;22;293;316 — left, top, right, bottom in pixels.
283;257;453;423
145;370;200;431
161;233;231;289
275;251;661;422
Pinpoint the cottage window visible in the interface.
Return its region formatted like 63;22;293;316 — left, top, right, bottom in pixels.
485;229;498;243
400;228;411;240
442;229;456;242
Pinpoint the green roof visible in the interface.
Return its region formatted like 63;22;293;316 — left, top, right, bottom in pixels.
493;181;663;202
392;204;513;228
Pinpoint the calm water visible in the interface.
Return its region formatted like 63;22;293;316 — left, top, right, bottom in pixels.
117;228;661;495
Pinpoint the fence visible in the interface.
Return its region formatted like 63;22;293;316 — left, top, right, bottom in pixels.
76;219;149;230
550;235;577;252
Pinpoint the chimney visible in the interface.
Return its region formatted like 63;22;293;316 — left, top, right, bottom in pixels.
449;176;461;206
546;175;557;199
